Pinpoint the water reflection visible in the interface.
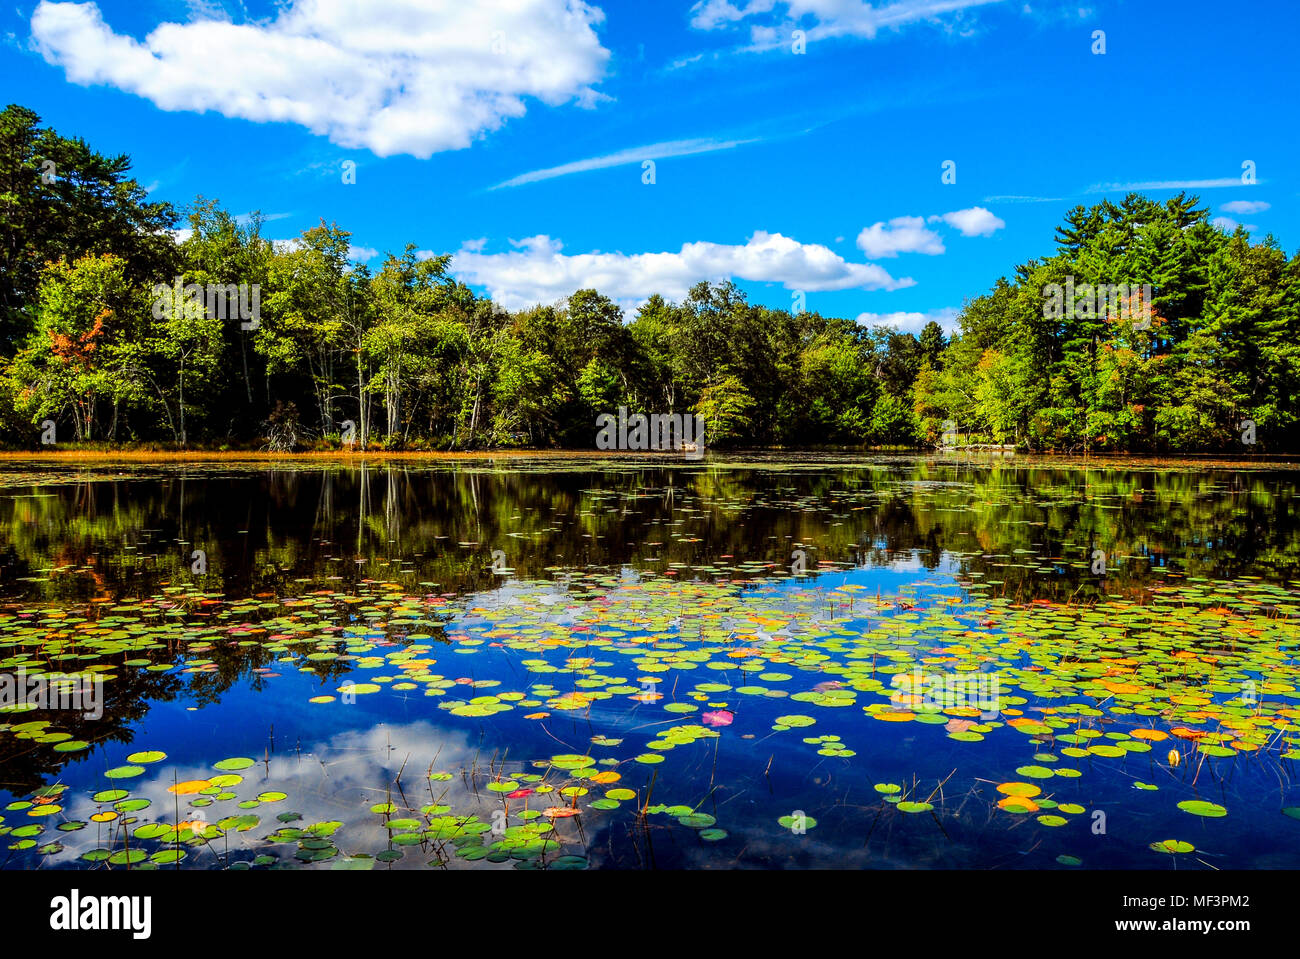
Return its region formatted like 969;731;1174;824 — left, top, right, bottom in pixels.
4;456;1298;606
1;455;1298;869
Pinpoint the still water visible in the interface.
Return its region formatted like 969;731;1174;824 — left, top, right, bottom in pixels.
1;453;1298;869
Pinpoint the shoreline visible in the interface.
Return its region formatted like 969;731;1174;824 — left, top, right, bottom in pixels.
0;448;1298;470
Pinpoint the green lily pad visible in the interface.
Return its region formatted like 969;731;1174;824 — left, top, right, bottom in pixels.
1176;800;1226;818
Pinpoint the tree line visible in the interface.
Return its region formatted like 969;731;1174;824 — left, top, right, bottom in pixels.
2;104;1297;452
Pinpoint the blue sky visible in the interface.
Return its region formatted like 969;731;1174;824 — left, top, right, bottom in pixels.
2;0;1296;332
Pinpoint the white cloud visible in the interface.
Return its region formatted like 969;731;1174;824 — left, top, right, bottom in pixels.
666;51;708;70
1212;216;1255;233
856;206;1003;258
450;232;913;310
929;205;1005;236
30;0;611;158
1018;1;1093;23
265;238;378;261
233;211;293;227
49;719;493;868
1221;200;1270;215
492;136;760;189
855;306;959;334
689;0;758;30
1086;178;1250;193
982;194;1060;203
856;216;945;258
690;0;1008;42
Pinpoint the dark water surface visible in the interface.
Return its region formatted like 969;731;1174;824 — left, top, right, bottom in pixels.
2;453;1299;869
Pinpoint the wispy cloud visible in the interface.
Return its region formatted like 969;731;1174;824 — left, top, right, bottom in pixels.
235;211;292;226
1212;216;1259;233
982;194;1061;203
491;136;761;189
691;0;1009;45
1086;177;1253;194
1221;200;1270;215
666;52;708;71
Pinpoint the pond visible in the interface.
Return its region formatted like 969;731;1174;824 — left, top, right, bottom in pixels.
2;452;1299;870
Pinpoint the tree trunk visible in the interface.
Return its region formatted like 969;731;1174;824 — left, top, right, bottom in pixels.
241;333;252;405
356;353;367;448
178;358;187;446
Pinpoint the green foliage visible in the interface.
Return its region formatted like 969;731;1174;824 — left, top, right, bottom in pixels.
0;104;176;354
694;374;755;447
869;392;919;445
1;106;1297;453
7;254;154;442
915;193;1300;452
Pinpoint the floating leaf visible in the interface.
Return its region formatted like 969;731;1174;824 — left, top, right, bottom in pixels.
1177;800;1227;818
214;757;255;771
1150;840;1195;854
